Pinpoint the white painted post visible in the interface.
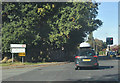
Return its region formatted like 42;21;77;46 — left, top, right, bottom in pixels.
22;56;24;63
12;53;14;63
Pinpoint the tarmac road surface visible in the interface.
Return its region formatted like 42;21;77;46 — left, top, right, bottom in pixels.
2;59;119;82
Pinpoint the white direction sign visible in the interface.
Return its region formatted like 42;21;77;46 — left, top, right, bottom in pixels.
11;48;25;53
10;44;26;63
10;44;26;53
10;44;26;48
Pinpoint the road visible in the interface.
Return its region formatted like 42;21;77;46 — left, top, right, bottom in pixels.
2;58;119;82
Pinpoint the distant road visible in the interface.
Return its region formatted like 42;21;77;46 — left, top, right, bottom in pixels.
2;59;119;82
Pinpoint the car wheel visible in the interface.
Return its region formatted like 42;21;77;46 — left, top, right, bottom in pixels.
79;67;82;70
75;66;79;70
94;63;99;69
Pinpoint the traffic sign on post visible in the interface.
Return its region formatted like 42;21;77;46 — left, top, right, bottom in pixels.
10;44;26;63
11;48;25;53
18;53;26;56
10;44;26;48
10;44;26;53
19;53;26;63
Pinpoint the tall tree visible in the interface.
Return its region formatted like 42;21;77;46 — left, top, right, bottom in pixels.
94;38;107;52
48;2;102;51
87;32;94;49
2;2;102;62
2;2;60;61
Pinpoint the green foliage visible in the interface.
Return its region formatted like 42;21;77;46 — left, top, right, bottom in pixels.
87;33;107;52
0;36;1;49
99;51;106;55
48;2;102;50
2;2;55;52
2;2;102;62
118;45;120;54
87;32;94;49
94;39;107;51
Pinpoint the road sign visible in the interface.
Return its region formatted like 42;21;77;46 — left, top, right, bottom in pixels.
18;53;26;56
10;44;26;48
10;44;26;53
10;44;26;63
11;48;25;53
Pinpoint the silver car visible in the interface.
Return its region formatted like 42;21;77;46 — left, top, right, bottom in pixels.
75;49;99;70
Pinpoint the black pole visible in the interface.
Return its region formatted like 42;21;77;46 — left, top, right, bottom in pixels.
109;45;110;51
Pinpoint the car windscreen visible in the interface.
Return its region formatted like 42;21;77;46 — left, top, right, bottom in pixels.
77;50;95;56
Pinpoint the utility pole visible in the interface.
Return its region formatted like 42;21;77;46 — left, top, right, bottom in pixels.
95;41;98;54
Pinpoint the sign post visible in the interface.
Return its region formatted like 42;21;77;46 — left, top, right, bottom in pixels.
12;53;14;63
22;56;24;63
18;53;26;63
10;44;26;63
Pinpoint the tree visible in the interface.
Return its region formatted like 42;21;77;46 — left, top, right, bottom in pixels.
87;32;94;49
48;2;102;52
2;2;60;61
118;45;120;55
2;2;102;62
94;39;107;51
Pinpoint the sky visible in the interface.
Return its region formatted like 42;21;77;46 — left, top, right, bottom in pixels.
93;2;118;45
118;2;120;44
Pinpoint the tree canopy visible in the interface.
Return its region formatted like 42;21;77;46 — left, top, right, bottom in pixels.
87;33;107;52
2;2;102;61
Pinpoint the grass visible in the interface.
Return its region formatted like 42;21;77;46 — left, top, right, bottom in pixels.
99;51;106;55
0;63;12;66
0;62;56;66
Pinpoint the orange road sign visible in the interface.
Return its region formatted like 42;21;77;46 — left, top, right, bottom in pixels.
18;53;26;56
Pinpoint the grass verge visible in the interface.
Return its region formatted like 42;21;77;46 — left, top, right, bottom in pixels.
0;62;57;67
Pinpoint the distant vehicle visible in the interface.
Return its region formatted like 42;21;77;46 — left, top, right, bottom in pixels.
107;51;116;58
75;42;99;70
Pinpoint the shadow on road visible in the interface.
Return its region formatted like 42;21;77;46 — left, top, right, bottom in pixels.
38;69;42;70
98;56;120;60
69;80;118;83
66;81;118;83
1;81;119;83
68;74;119;83
116;57;120;60
76;66;114;70
98;56;112;60
98;66;114;70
